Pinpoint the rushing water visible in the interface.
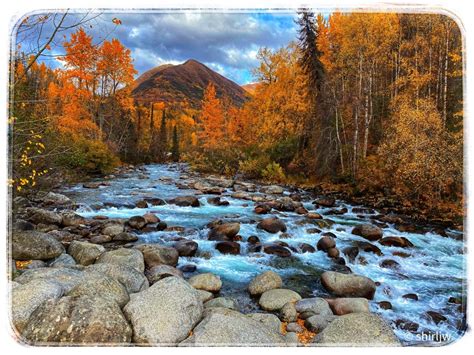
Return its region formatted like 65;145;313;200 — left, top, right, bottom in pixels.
62;164;466;345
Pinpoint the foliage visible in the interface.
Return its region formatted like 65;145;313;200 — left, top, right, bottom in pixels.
261;162;286;182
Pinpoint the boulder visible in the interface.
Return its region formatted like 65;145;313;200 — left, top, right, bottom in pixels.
263;244;292;257
208;222;240;241
14;267;84;293
101;222;124;236
207;196;230;206
352;224;383;241
378;301;393;310
259;289;302;311
247;313;282;334
96;248;145;273
280;302;297;322
134;244;179;268
48;253;76;267
143;213;160;224
68;241;105;266
313;313;400;346
379;236;414;248
180;307;286;346
327;298;370;315
85;263;148;294
327;247;340;259
22;295;132;344
13;219;35;231
68;273;129;307
299;243;316;253
12;230;65;260
295;298;333;319
317;235;336;252
89;235;111;244
321;271;376;299
112;232;138;242
12;279;64;333
175;240;198;257
146;265;183;284
205;297;238;310
128;216;147;229
188;273;222;292
168;196;200;207
355;241;383;256
262;185;284;194
313;197;336;207
61;212;86;227
248;271;282;296
123;277;203;344
26;207;62;225
215;241;240;255
257;217;287;233
42;192;71;205
197;290;214;303
286;322;303;333
305;314;337;332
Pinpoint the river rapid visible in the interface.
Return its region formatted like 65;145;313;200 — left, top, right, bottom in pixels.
61;163;466;346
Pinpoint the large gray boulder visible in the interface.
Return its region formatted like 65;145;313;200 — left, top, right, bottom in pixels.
123;277;203;344
247;313;282;334
327;298;370;315
42;192;71;205
61;212;86;226
11;279;63;333
68;241;105;266
85;263;148;294
188;273;222;292
205;297;238;310
313;313;400;346
180;307;286;346
295;298;333;319
26;207;62;225
14;267;84;293
305;314;337;332
22;295;132;344
48;253;76;267
96;248;144;273
12;230;65;260
146;265;183;285
248;270;282;296
321;271;376;299
259;289;301;311
134;244;179;268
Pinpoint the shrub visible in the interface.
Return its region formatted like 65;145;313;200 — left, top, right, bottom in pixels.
261;162;286;183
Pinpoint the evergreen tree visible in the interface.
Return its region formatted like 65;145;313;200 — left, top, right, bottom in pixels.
171;125;180;162
158;109;167;161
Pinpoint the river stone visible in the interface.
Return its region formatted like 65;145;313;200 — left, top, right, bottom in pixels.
128;216;147;229
197;290;214;302
321;271;376;299
247;313;282;334
175;240;198;257
12;230;65;260
263;244;292;257
313;313;400;346
180;307;286;346
101;222;124;236
305;314;337;332
146;265;183;284
295;298;333;319
68;241;105;266
259;289;302;311
123;276;203;344
96;248;145;273
22;295;132;344
208;222;240;241
143;212;160;224
85;263;148;293
42;192;71;205
287;322;303;333
48;253;76;267
248;270;282;296
317;235;336;252
168;196;200;207
313;197;336;207
26;207;62;225
61;212;86;227
263;185;284;194
280;302;298;322
327;298;370;315
89;235;111;244
205;297;238;310
257;217;287;233
215;241;240;255
134;244;179;268
12;279;64;333
327;247;340;258
14;267;84;293
352;224;383;241
113;232;138;242
189;273;222;292
68;273;129;307
379;236;414;248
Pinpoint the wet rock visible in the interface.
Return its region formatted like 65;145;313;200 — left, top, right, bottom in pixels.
343;246;359;262
23;295;132;344
12;230;65;261
124;277;203;344
352;224;383;241
134;244;179;268
247;235;260;244
61;212;86;227
135;200;148;208
96;248;145;273
85;263;148;294
305;314;337;332
205;297;238;310
26;207;62;225
380;259;401;269
317;235;336;252
448;296;462;304
68;241;105;266
146;265;183;284
402;293;419;301
299;243;316;253
327;247;340;259
327;207;348;215
180;308;285;346
128;216;147;229
101;222;124;237
248;243;263;253
14;267;84;293
189;273;222;292
143;212;160;224
314;313;400;345
12;279;64;333
306;228;321;234
321;271;376;299
41;192;71;205
313;197;335;207
208;222;240;241
89;235;111;244
426;311;447;325
259;288;302;311
175;240;198;257
378;301;393;310
207;196;229;206
306;212;323;219
395;319;419;332
144;197;166;206
48;253;76;267
355;241;383;256
180;264;197;273
68;273;129;307
168;196;200;207
248;271;282;296
262;185;284;194
295;206;308;215
257;217;287;234
215;241;240;255
379;236;414;248
327;298;370;315
112;232;138;242
157;221;168;231
295;298;333;319
255;204;271;214
280;302;298;322
263;244;292;257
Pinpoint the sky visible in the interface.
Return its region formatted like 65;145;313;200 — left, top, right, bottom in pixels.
15;10;299;85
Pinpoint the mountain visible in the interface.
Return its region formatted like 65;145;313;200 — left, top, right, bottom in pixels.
241;82;260;95
132;59;248;108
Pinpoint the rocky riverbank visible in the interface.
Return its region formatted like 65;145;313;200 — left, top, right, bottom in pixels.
9;163;465;345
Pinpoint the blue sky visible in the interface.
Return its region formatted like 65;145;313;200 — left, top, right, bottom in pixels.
15;11;299;85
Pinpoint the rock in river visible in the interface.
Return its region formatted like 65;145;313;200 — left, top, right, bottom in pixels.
379;236;414;248
208;222;240;241
168;196;200;207
12;230;65;261
134;244;179;268
257;217;287;233
321;271;376;299
326;297;370;315
295;298;333;319
317;235;336;252
248;270;282;296
351;224;383;241
259;288;302;311
263;244;292;257
188;273;222;292
215;241;240;255
175;239;199;257
123;277;203;344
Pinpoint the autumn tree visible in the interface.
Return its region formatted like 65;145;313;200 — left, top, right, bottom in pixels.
197;83;225;150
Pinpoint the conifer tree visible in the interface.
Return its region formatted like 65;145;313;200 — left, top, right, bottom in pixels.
171;125;180;162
